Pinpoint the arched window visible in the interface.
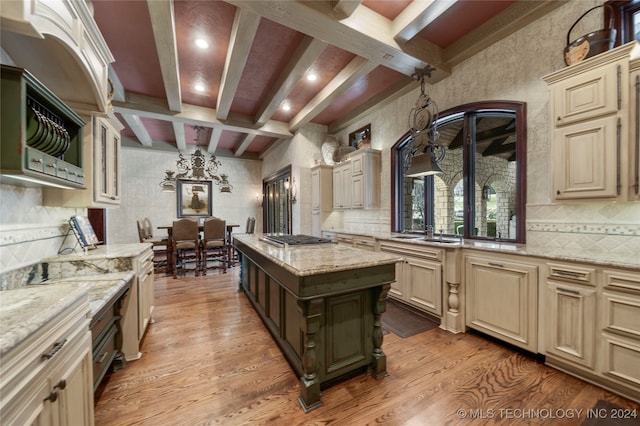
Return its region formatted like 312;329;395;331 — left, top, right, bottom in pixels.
391;101;527;243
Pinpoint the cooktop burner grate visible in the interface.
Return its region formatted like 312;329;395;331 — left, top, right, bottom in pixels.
263;234;332;245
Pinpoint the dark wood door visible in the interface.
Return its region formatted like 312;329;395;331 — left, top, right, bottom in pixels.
88;208;106;245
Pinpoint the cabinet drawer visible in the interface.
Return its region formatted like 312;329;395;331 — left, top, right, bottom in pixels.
92;323;118;389
602;292;640;339
601;333;640;389
90;304;116;344
547;263;596;286
603;269;640;293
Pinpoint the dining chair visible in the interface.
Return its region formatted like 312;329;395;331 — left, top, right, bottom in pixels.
140;217;169;274
201;217;227;275
230;216;256;267
171;218;200;278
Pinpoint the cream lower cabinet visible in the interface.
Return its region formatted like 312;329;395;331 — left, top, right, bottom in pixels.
1;297;94;426
599;269;640;401
379;241;443;317
544;263;597;370
630;57;640;200
465;254;538;352
121;246;155;360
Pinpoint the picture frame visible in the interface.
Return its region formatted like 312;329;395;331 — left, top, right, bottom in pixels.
177;179;213;218
349;124;371;150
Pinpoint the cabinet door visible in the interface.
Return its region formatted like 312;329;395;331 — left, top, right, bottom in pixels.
1;378;54;426
311;168;321;210
332;167;342;209
406;257;442;316
56;342;94;426
465;256;538;352
138;258;154;339
630;69;640;200
351;174;364;208
94;117;121;205
553;115;619;200
552;60;621;125
545;283;596;369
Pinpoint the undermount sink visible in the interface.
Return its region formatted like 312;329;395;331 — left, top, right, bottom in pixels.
417;237;461;244
391;234;420;239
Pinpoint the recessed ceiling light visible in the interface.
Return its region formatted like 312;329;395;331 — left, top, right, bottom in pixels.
195;38;209;49
194;83;205;92
306;73;317;82
282;102;291;111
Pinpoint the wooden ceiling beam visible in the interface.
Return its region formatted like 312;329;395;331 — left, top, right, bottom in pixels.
332;0;362;18
216;8;261;120
172;122;186;151
289;56;377;131
147;0;182;112
234;133;257;157
121;114;153;147
112;93;293;139
254;36;327;127
207;127;223;154
393;0;450;44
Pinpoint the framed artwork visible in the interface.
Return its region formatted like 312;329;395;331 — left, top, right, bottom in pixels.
349;124;371;150
177;179;213;218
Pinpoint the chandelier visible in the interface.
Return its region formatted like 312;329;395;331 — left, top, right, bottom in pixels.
405;65;445;177
159;125;233;193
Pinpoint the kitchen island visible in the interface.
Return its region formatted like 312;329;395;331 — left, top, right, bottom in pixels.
233;234;402;412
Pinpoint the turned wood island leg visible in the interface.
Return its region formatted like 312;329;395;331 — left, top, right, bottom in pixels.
371;283;390;379
298;298;323;412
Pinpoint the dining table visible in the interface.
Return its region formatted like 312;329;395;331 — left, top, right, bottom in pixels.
158;222;239;274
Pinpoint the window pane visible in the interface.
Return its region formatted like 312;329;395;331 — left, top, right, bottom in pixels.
471;112;517;239
433;115;464;235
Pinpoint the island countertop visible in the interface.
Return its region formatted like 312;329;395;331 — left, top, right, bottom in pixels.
233;234;402;277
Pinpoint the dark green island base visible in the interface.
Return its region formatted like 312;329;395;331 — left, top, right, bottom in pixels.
233;235;399;412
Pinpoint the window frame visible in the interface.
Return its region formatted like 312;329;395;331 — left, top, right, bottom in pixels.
607;0;640;46
391;101;527;243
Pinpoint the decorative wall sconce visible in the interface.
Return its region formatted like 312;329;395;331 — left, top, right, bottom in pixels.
285;177;297;204
158;125;232;193
256;193;263;207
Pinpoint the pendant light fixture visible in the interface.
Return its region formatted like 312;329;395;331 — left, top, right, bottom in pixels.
405;65;445;177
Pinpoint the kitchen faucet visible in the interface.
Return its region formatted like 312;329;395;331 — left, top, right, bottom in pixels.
424;225;434;238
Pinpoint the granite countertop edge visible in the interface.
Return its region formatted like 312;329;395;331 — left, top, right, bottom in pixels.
325;230;640;270
0;271;135;357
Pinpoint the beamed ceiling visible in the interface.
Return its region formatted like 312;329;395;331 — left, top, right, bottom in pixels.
91;0;565;160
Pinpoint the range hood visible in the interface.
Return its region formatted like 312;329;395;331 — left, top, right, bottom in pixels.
1;66;86;189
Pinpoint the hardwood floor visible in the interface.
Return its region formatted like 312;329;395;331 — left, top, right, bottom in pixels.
94;270;640;426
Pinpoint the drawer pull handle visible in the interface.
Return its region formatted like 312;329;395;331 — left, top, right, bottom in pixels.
147;270;153;276
554;270;583;279
32;158;43;164
557;287;580;295
42;338;67;360
97;352;109;363
488;262;504;268
46;163;56;168
44;390;58;403
54;379;66;390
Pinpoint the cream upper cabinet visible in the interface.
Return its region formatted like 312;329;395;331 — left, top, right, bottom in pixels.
630;57;640;201
543;263;597;370
544;42;638;201
44;112;124;208
311;165;333;236
465;253;538;352
332;162;351;210
350;149;380;209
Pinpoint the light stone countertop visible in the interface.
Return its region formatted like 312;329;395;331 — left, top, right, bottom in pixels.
325;230;640;270
0;272;135;356
41;243;152;262
0;282;89;356
233;234;403;276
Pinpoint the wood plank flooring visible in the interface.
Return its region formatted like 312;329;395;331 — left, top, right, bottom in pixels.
94;270;640;426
